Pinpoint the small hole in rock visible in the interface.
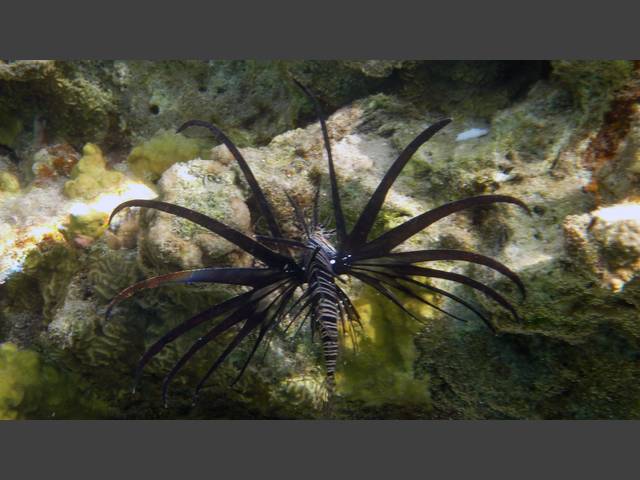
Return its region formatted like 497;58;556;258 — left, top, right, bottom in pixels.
149;104;160;115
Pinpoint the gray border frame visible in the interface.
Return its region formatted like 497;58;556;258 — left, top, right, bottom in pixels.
0;1;638;58
2;421;636;477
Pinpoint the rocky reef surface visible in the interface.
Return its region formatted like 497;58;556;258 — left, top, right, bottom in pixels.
1;60;639;419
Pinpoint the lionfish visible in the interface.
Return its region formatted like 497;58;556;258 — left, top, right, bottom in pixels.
107;81;529;406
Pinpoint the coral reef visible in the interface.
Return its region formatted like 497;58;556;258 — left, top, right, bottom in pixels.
8;241;80;324
1;60;640;419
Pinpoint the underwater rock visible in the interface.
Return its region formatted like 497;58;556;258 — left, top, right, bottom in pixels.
592;107;640;203
46;264;140;367
235;71;640;419
31;143;80;181
47;272;104;350
0;239;80;356
215;98;409;240
139;158;252;270
391;61;546;120
18;241;80;323
1;61;548;176
551;60;635;123
0;179;72;284
111;60;387;147
0;60;117;150
411;191;640;419
565;202;640;291
2;60;372;157
343;60;409;78
0;60;56;82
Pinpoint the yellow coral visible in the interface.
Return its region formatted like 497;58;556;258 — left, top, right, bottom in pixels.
127;130;207;182
63;175;100;199
336;285;433;408
0;171;20;193
63;143;124;200
0;343;42;419
71;143;106;175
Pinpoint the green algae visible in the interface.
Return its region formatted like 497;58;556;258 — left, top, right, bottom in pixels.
396;61;545;120
412;257;640;420
60;210;109;242
0;112;22;146
417;317;640;420
551;61;635;124
0;342;110;419
337;286;431;412
0;61;118;147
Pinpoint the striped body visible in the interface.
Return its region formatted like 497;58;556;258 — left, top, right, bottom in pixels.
304;232;340;390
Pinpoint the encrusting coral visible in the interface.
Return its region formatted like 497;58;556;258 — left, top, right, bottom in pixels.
63;143;125;201
127;130;209;182
0;171;20;193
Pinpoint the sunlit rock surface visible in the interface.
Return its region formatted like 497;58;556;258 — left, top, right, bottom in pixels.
139;159;253;270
